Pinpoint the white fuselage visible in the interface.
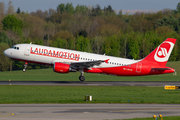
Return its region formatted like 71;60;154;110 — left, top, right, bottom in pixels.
4;44;139;68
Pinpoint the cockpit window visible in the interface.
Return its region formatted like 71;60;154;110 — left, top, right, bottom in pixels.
11;46;19;50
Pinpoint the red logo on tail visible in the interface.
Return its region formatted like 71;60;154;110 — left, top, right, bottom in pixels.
157;48;168;58
154;41;174;62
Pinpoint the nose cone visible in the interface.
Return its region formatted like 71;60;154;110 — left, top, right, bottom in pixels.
4;49;10;57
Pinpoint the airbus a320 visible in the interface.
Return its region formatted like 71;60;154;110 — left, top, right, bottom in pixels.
4;38;176;81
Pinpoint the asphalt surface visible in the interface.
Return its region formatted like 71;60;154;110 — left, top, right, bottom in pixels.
0;104;180;120
0;81;180;86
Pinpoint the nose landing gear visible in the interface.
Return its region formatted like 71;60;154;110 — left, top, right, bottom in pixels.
23;62;28;72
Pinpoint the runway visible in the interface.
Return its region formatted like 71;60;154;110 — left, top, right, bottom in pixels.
0;81;180;86
1;104;180;120
1;81;180;119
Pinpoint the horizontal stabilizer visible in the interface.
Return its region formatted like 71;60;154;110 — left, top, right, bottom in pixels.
151;68;171;71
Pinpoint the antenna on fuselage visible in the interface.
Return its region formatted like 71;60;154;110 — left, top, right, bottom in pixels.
103;53;106;55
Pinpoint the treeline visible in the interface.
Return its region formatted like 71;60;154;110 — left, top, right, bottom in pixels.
0;1;180;71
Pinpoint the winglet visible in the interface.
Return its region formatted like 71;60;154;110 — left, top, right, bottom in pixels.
104;59;110;63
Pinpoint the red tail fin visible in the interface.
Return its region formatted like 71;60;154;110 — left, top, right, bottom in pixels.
142;38;176;66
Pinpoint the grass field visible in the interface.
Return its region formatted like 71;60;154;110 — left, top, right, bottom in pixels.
0;85;180;104
0;61;179;81
0;62;180;120
123;116;180;120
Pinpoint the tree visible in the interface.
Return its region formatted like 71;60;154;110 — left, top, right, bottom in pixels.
16;7;21;14
176;2;180;13
2;15;23;42
155;16;180;33
104;5;115;15
65;3;74;14
7;0;14;15
2;15;23;31
52;30;73;42
0;2;5;17
126;32;140;59
48;8;56;17
30;9;49;20
57;3;66;13
74;5;88;14
0;32;12;45
129;13;153;32
51;37;67;49
78;30;87;38
0;42;10;71
44;21;55;45
95;24;119;37
19;14;46;40
76;36;91;52
103;35;120;57
92;36;105;54
91;4;103;16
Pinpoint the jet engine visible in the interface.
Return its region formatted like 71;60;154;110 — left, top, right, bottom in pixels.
53;62;76;73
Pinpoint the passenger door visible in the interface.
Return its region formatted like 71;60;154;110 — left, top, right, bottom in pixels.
24;45;30;56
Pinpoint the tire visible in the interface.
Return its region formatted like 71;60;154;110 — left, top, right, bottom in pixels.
79;76;85;82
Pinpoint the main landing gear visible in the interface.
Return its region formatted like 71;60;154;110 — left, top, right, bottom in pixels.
23;62;28;72
79;71;85;82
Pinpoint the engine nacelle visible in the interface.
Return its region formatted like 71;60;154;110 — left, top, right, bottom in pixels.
53;62;70;73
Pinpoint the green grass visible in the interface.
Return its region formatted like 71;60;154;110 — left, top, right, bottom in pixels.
0;61;179;81
0;85;180;104
123;116;180;120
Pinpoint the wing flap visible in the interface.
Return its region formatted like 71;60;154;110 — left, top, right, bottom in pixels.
70;60;105;69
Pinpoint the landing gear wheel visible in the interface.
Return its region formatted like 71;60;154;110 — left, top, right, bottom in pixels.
23;62;28;72
79;76;85;82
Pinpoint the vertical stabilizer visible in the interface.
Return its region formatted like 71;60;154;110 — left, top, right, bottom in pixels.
142;38;176;66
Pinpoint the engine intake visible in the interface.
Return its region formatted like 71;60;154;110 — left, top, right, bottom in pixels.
53;62;76;73
53;62;70;73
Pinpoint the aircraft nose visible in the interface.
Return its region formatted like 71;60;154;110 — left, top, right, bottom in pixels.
4;49;10;57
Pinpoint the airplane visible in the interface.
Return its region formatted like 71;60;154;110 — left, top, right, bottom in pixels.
4;38;176;81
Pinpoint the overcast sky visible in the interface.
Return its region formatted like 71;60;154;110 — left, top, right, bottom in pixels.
3;0;180;13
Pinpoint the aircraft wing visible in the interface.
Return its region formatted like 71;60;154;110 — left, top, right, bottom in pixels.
70;60;106;69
